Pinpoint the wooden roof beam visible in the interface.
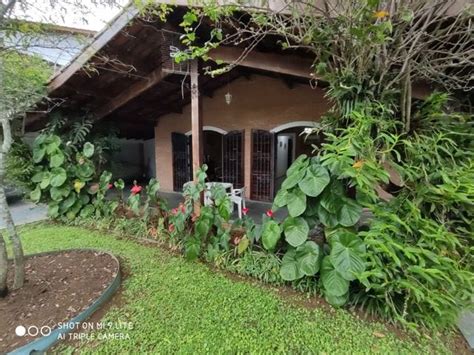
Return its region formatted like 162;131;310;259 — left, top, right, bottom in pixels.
208;46;316;80
94;66;169;121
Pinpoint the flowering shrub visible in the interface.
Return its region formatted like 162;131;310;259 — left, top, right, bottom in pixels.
167;165;234;261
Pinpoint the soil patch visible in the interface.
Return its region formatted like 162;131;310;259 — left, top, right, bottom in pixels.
0;250;118;353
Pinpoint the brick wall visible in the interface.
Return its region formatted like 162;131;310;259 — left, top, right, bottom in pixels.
154;74;331;198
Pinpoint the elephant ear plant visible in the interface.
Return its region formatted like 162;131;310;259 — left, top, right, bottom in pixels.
29;133;116;219
269;154;367;307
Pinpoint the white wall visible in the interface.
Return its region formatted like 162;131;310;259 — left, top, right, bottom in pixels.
143;138;156;179
276;135;290;179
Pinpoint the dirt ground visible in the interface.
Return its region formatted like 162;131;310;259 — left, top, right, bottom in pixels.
0;250;118;353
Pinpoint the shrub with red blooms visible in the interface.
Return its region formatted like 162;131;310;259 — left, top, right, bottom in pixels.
131;185;142;195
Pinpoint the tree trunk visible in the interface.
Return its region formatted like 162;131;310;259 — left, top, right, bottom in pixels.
0;138;25;289
0;26;25;291
0;231;8;297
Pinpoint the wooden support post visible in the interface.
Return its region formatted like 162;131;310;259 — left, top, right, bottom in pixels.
190;60;203;211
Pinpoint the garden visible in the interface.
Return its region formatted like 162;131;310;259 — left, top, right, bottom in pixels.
0;0;473;353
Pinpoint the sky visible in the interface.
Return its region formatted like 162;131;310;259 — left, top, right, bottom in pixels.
9;0;130;31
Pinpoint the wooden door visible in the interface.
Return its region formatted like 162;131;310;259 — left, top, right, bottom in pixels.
171;132;191;191
251;129;275;201
222;130;244;188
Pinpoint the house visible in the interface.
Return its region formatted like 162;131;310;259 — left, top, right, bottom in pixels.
2;21;96;73
23;2;435;202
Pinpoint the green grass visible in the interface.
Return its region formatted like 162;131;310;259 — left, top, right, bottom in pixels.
15;224;452;354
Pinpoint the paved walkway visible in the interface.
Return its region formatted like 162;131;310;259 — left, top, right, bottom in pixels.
0;201;48;229
459;310;474;350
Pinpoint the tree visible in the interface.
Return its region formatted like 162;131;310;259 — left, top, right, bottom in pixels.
0;51;51;294
0;0;124;296
173;0;473;130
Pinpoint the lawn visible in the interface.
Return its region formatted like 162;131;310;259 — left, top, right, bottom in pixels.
16;223;453;354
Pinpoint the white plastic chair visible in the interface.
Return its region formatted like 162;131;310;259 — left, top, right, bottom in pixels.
229;187;246;219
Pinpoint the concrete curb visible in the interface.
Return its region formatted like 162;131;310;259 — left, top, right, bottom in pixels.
8;249;121;355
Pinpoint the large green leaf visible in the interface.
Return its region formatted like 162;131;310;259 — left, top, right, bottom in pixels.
76;162;95;179
329;232;366;281
337;198;362;227
30;186;41;202
32;171;44;183
317;204;338;227
287;188;307;217
83;142;95;158
50;187;66;201
273;188;289;209
196;219;210;237
146;178;160;197
61;193;77;211
50;167;67;187
40;172;51;189
320;189;339;214
298;164;330;197
321;256;349;297
280;249;302;281
185;237;201;261
45;135;61;154
324;291;349;307
261;219;281;251
296;241;321;276
79;194;90;205
47;203;59;218
286;154;308;176
280;241;322;281
33;148;46;163
99;171;113;189
282;166;306;190
283;216;309;247
50;152;65;168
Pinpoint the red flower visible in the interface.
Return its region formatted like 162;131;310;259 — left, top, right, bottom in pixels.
107;183;113;190
266;209;274;218
171;208;178;215
168;224;175;233
179;204;186;213
242;207;249;216
131;185;142;195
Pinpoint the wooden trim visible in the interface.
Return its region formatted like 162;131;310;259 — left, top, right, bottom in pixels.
94;67;168;121
209;46;316;79
47;5;139;93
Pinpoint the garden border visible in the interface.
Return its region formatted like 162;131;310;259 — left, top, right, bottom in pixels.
8;248;121;355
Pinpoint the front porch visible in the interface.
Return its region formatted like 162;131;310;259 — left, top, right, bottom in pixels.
26;9;330;204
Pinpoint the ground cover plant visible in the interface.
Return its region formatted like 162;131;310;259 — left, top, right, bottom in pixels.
13;224;464;354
